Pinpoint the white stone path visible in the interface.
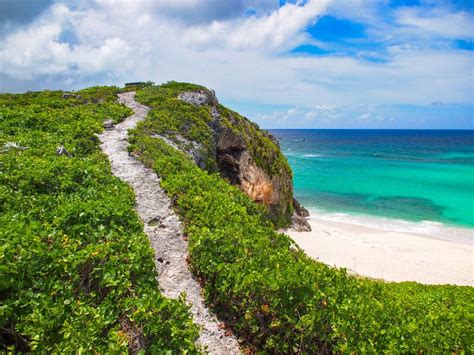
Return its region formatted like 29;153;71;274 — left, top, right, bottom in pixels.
99;92;240;354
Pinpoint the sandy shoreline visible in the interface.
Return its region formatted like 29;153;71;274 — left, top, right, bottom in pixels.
286;215;473;286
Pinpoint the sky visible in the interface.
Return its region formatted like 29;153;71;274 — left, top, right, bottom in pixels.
0;0;472;129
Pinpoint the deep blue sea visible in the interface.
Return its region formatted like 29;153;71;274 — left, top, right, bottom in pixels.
269;129;474;241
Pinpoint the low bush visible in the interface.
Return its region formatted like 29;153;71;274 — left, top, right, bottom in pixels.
0;88;199;352
129;86;474;353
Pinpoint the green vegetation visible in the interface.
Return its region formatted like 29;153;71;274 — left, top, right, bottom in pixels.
136;82;293;227
129;84;474;353
0;87;199;352
136;82;221;172
2;82;472;353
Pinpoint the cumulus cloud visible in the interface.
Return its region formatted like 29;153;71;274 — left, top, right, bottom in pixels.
183;0;331;51
0;0;472;129
0;3;132;80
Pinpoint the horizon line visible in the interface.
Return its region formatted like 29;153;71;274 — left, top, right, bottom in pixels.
265;128;474;131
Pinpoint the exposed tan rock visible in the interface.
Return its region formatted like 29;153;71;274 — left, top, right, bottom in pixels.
240;156;275;205
215;127;299;227
175;89;310;230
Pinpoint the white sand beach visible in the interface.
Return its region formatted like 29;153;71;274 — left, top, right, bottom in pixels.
287;215;473;286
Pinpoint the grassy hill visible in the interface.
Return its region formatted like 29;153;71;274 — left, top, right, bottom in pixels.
135;82;295;228
1;83;472;353
130;82;473;353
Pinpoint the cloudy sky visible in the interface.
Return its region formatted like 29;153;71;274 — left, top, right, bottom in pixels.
0;0;472;128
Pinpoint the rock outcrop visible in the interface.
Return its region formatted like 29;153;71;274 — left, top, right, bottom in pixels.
214;127;303;229
216;128;279;207
151;84;310;230
293;198;310;217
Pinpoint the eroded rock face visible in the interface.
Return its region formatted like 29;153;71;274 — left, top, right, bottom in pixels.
176;90;310;230
215;128;246;185
239;158;275;206
216;127;291;222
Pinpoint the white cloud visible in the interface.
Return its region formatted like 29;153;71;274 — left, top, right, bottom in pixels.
95;0;278;25
326;0;381;24
0;3;131;79
0;0;472;124
183;0;331;51
251;102;463;129
395;8;474;39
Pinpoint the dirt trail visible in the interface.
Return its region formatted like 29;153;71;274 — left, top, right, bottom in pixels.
99;91;240;354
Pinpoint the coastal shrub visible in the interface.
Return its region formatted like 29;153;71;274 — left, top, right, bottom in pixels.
130;86;474;353
0;89;199;352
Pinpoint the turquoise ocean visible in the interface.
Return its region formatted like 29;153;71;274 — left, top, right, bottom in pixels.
269;130;474;243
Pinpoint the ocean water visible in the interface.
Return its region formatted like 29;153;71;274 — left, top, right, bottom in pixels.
269;129;474;242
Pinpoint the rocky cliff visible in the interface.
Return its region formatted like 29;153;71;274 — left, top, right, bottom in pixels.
135;82;310;230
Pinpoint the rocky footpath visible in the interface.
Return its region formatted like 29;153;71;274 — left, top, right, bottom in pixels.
99;92;240;354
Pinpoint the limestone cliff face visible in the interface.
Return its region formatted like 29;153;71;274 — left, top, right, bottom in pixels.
215;127;295;227
161;84;309;230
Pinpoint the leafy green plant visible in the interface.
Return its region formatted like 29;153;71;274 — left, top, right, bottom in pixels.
1;142;28;152
129;84;474;353
0;88;199;352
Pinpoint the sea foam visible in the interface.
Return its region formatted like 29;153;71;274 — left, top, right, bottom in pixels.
302;153;323;158
307;208;474;245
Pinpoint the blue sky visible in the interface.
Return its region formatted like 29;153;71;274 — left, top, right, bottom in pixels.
0;0;472;128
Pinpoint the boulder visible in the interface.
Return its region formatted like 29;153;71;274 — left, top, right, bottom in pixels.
103;119;114;130
293;198;310;217
56;146;71;157
291;213;312;232
62;93;82;100
178;91;209;106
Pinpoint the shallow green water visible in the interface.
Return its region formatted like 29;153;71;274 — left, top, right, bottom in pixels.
270;130;474;230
